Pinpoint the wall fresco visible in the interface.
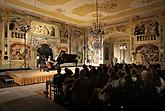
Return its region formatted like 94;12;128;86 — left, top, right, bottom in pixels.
87;33;100;64
10;43;31;60
71;28;83;63
135;44;159;63
31;21;58;36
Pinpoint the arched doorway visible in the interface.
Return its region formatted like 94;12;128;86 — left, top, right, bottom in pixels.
103;32;131;64
37;44;53;68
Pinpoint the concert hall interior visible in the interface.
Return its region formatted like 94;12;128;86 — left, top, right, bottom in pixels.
0;0;165;111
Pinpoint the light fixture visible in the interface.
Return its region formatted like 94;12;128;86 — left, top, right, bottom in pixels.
90;0;104;49
91;0;104;38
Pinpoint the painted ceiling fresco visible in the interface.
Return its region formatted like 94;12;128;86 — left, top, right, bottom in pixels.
0;0;164;26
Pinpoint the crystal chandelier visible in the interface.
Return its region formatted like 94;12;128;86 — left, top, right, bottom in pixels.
91;0;104;39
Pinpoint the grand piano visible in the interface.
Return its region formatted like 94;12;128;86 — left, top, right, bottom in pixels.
56;50;78;66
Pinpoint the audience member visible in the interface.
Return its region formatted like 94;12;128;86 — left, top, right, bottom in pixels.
45;67;64;97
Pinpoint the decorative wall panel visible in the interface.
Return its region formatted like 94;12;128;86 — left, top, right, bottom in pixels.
135;44;159;63
71;27;83;63
10;43;31;60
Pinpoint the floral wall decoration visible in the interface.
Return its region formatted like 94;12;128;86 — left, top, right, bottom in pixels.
10;43;31;60
135;44;159;62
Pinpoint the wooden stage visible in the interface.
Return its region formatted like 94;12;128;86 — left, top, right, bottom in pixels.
5;67;83;86
5;70;55;86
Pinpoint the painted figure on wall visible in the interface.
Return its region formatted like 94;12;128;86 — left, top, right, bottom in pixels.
135;44;159;63
10;43;31;60
104;47;109;60
87;33;100;64
77;51;83;63
153;21;160;37
50;26;55;36
31;21;57;37
135;51;143;65
134;24;145;35
64;29;69;39
134;21;160;36
71;28;83;63
10;45;22;60
60;27;69;39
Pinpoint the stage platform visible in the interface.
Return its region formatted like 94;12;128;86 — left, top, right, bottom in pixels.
5;66;83;86
5;70;55;86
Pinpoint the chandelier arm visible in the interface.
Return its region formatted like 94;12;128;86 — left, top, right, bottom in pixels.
96;0;99;27
90;0;104;42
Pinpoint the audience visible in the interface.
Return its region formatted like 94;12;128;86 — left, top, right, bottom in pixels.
45;63;165;110
71;66;93;105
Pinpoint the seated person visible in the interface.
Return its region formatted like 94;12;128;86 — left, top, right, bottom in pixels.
63;68;74;100
70;70;93;104
45;67;65;97
63;67;73;78
89;74;132;104
72;67;80;79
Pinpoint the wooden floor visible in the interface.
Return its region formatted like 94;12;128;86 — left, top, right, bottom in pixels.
0;83;69;111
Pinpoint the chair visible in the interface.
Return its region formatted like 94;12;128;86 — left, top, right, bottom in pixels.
50;76;65;103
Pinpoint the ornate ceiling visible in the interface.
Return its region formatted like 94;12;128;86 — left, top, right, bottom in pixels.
0;0;165;26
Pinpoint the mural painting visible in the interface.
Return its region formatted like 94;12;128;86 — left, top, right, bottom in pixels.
30;21;58;37
10;43;31;60
87;33;100;64
133;20;160;37
135;44;159;63
71;28;83;63
60;25;70;44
